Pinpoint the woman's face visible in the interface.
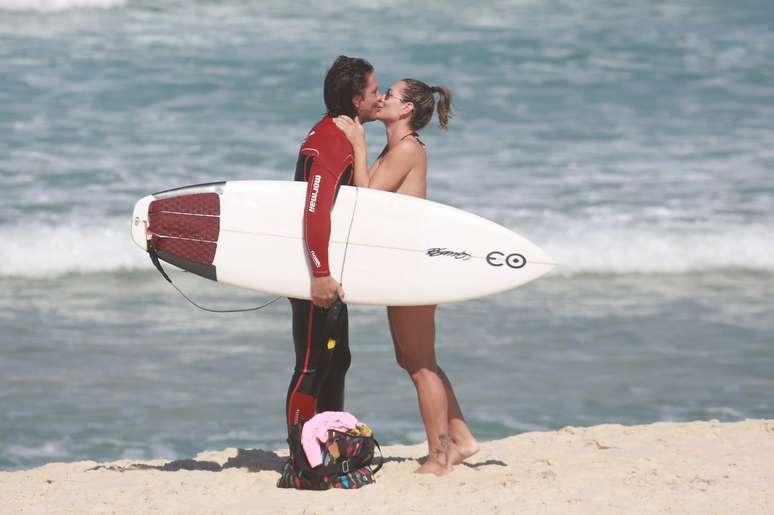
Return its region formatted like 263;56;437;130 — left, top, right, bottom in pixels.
377;81;412;123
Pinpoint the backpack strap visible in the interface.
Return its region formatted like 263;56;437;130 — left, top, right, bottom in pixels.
369;439;383;475
309;457;358;477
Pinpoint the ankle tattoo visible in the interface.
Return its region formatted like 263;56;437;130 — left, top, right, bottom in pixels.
431;434;452;461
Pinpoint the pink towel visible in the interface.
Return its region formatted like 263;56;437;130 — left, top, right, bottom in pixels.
301;411;359;468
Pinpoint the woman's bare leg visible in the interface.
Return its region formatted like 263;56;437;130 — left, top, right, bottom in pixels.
388;305;462;475
436;367;479;463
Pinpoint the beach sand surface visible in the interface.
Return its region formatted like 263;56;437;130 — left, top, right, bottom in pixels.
2;419;772;514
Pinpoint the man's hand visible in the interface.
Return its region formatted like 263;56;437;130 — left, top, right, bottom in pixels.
311;275;345;309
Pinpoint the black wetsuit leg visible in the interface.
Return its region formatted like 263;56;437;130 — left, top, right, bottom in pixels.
316;302;350;412
286;298;350;427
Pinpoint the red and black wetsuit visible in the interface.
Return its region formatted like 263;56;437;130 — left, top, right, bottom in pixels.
286;116;353;427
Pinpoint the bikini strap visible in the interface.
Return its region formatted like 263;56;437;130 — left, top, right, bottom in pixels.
379;133;424;160
401;131;425;147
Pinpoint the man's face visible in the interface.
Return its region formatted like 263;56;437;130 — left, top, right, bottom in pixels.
353;72;383;123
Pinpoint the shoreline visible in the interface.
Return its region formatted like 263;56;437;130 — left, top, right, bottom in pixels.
2;419;773;514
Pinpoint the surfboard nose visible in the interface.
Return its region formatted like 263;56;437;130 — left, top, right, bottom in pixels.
496;232;557;287
531;245;557;270
130;195;154;251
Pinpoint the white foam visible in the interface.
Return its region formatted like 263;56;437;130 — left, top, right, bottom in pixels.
541;224;774;276
0;0;125;11
6;441;69;459
0;218;147;278
1;218;772;279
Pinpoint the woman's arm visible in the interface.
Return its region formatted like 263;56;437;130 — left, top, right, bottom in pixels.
351;137;370;188
333;116;370;187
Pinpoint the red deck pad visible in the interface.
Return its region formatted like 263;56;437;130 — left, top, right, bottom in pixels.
148;192;221;266
149;192;220;216
148;211;219;242
155;238;217;265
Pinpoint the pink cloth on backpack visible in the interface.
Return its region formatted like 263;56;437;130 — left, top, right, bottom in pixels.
301;411;359;468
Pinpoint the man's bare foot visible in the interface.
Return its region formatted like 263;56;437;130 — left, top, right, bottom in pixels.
451;435;480;465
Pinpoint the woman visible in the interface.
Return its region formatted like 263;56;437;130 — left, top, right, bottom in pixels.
333;79;478;475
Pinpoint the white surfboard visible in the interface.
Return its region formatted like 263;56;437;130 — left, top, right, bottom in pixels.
130;180;555;305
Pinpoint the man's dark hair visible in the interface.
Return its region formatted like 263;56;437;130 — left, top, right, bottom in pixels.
324;55;373;118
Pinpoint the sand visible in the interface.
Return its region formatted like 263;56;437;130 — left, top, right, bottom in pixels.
2;419;772;515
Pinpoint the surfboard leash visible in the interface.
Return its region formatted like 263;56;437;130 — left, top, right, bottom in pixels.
166;278;282;313
145;228;281;313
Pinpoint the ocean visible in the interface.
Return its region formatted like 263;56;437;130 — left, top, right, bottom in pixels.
1;0;772;470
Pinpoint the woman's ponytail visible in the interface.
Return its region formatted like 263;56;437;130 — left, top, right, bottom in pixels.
432;86;453;131
402;80;454;132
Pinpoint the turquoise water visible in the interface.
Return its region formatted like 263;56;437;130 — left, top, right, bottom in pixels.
1;0;773;470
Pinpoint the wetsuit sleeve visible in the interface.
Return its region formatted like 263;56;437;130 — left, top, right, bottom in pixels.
302;160;340;277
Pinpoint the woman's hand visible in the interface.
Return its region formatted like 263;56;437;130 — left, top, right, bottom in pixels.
333;115;365;149
334;115;369;188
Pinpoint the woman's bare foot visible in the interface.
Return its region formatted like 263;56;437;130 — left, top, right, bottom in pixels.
415;436;457;476
451;435;480;465
415;459;452;476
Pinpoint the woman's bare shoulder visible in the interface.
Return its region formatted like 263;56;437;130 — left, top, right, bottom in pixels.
390;138;426;163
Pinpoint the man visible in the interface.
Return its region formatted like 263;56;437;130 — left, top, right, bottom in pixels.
286;56;382;427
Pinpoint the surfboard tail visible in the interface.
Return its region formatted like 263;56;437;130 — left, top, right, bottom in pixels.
131;188;222;282
130;195;154;251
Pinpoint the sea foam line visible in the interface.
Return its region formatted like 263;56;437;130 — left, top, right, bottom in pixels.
0;219;147;278
0;0;125;11
542;224;774;276
0;219;772;279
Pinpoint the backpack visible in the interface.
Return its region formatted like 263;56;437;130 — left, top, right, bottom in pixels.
277;422;383;490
